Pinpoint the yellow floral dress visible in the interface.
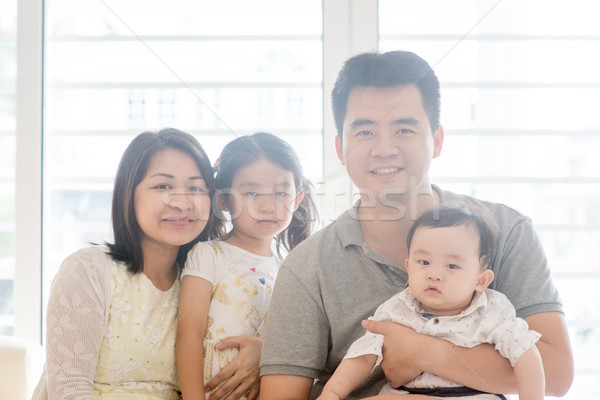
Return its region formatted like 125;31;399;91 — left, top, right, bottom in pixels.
32;246;181;400
182;241;280;398
93;261;181;399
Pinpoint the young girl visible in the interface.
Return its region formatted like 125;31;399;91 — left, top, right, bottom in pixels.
177;132;317;400
33;128;223;399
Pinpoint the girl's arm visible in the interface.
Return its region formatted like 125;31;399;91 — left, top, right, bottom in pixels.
177;275;213;400
317;354;377;400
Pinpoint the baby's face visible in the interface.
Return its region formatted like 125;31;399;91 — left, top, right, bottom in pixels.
405;224;493;316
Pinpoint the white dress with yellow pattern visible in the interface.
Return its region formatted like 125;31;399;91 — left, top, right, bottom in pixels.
33;246;181;400
182;241;279;397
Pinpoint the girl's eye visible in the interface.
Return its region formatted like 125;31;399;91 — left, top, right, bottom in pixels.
447;264;460;270
189;186;208;194
418;260;430;266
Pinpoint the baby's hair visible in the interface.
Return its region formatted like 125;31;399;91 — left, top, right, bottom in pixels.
407;207;498;269
214;132;318;256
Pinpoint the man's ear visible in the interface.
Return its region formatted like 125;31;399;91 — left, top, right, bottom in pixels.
475;268;494;292
432;125;444;159
335;135;346;166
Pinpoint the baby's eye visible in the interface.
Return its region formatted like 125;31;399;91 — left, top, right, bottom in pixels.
446;264;460;270
418;260;430;266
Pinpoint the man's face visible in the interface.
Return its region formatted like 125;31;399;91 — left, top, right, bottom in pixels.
336;85;443;203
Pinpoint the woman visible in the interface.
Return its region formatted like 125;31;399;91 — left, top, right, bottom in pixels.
33;128;223;399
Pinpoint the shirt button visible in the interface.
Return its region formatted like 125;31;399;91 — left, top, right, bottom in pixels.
433;318;440;324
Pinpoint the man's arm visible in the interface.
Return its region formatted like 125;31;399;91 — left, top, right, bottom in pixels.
363;320;516;393
259;374;314;400
363;311;574;396
525;311;573;396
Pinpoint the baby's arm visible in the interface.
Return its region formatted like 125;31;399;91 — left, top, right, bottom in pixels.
177;275;213;400
317;354;378;400
514;345;545;400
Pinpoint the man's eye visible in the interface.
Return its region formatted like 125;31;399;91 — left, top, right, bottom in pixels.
276;191;290;197
245;191;259;197
398;128;414;134
356;130;372;137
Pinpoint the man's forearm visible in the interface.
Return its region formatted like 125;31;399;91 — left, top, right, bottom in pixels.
259;374;314;400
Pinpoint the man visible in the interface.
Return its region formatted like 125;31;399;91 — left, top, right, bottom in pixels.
259;50;573;399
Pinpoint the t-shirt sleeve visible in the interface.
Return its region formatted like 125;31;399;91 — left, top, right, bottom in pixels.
43;250;108;400
490;215;562;318
260;254;329;379
181;242;218;284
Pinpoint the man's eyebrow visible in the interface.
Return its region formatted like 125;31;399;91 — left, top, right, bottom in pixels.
392;117;419;126
348;118;377;129
349;117;420;129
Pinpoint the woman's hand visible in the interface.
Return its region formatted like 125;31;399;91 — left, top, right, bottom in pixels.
204;336;262;400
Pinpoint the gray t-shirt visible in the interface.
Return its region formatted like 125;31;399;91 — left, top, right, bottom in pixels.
260;187;562;399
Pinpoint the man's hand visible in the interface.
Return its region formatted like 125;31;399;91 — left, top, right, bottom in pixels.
205;336;262;400
361;319;425;388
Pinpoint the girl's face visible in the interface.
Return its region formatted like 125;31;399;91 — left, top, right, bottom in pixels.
134;148;211;254
223;158;303;248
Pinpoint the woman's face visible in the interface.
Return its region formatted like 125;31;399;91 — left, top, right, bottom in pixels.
134;148;211;254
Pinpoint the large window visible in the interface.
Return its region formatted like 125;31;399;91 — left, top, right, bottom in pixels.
0;0;17;335
380;1;600;398
7;1;598;398
42;0;323;313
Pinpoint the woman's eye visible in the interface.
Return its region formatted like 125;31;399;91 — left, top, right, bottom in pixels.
154;184;169;190
189;186;208;193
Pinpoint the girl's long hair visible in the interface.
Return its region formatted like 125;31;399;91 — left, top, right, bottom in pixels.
214;132;317;256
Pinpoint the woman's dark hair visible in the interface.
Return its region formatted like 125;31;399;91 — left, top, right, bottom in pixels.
407;207;497;268
214;132;317;256
106;128;224;273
